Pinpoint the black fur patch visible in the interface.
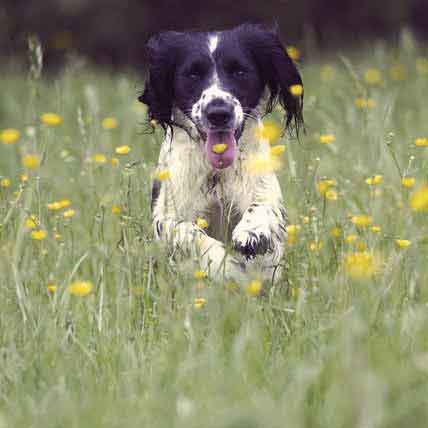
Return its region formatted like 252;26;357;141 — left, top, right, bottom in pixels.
151;180;161;212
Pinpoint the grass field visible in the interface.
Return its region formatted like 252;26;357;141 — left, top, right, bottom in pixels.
1;35;428;427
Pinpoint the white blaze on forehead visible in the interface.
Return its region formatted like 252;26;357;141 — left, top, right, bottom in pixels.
208;34;219;53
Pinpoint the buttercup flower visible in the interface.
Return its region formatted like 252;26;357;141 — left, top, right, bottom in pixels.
325;189;338;201
256;120;281;144
409;184;428;212
247;280;262;297
1;128;21;145
401;177;415;188
371;225;381;233
63;209;75;219
112;205;122;215
365;175;383;185
41;113;63;126
415;138;428;147
194;297;207;309
395;239;411;249
155;169;171;181
319;134;336;144
286;46;300;61
351;215;372;227
344;251;381;278
102;117;119;130
317;179;337;196
93;153;107;164
31;229;47;240
22;154;40;169
68;281;93;297
364;68;382;85
25;215;38;229
289;84;303;97
196;218;209;229
286;224;301;245
115;145;130;155
0;178;11;188
193;270;207;280
270;145;286;156
47;284;57;293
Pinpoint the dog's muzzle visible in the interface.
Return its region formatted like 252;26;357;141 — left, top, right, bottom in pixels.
203;98;237;169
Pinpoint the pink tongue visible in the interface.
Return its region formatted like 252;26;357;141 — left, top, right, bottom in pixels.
206;131;236;169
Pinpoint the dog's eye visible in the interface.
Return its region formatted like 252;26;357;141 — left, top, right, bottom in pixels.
226;63;247;78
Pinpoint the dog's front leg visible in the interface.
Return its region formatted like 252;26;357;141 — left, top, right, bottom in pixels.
232;176;287;265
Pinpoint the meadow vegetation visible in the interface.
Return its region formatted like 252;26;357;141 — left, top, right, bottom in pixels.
1;34;428;427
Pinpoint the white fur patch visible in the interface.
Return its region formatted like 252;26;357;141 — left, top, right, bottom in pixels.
208;34;219;53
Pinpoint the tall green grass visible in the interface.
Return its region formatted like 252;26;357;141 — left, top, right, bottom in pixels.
1;35;428;427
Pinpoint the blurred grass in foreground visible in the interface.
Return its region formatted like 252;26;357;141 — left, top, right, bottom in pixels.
1;34;428;427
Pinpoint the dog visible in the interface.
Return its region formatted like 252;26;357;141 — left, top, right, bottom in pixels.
139;23;304;283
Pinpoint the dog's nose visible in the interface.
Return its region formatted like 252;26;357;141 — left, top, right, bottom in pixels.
206;100;233;128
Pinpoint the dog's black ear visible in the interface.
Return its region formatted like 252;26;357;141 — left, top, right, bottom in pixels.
238;24;304;135
139;31;183;131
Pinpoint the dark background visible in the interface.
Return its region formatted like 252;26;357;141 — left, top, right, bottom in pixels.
1;0;427;70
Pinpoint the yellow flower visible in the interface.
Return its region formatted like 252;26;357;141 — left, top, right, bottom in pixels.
317;179;337;196
415;138;428;147
355;98;376;109
68;281;93;297
395;239;411;249
25;215;38;229
365;175;383;185
155;169;171;181
21;174;28;182
416;58;428;75
31;229;47;240
22;154;40;169
346;234;358;243
93;153;107;164
196;218;209;229
112;205;122;215
325;189;338;201
401;176;415;188
0;178;11;188
309;241;323;252
351;215;372;227
246;155;281;175
54;233;62;240
364;68;382;85
211;143;227;154
270;145;286;156
371;225;381;233
193;270;207;280
47;284;57;293
41;113;63;126
320;65;336;82
389;64;406;81
302;216;310;224
47;199;71;210
256;120;281;144
102;117;119;130
289;84;303;97
330;227;342;238
111;158;119;167
409;184;428;212
63;209;75;219
286;46;300;61
1;128;21;145
247;280;262;297
193;297;207;309
115;145;130;155
286;224;301;245
319;134;336;144
344;251;380;278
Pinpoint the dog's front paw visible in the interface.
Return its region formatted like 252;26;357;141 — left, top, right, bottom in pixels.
232;228;272;259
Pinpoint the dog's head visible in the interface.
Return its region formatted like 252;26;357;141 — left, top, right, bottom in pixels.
140;24;303;169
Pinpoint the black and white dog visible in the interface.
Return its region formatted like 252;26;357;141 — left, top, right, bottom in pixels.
139;24;303;282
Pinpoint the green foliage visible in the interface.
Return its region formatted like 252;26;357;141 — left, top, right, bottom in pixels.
1;40;428;427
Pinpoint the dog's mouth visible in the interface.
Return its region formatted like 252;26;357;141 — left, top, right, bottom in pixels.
206;130;237;169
